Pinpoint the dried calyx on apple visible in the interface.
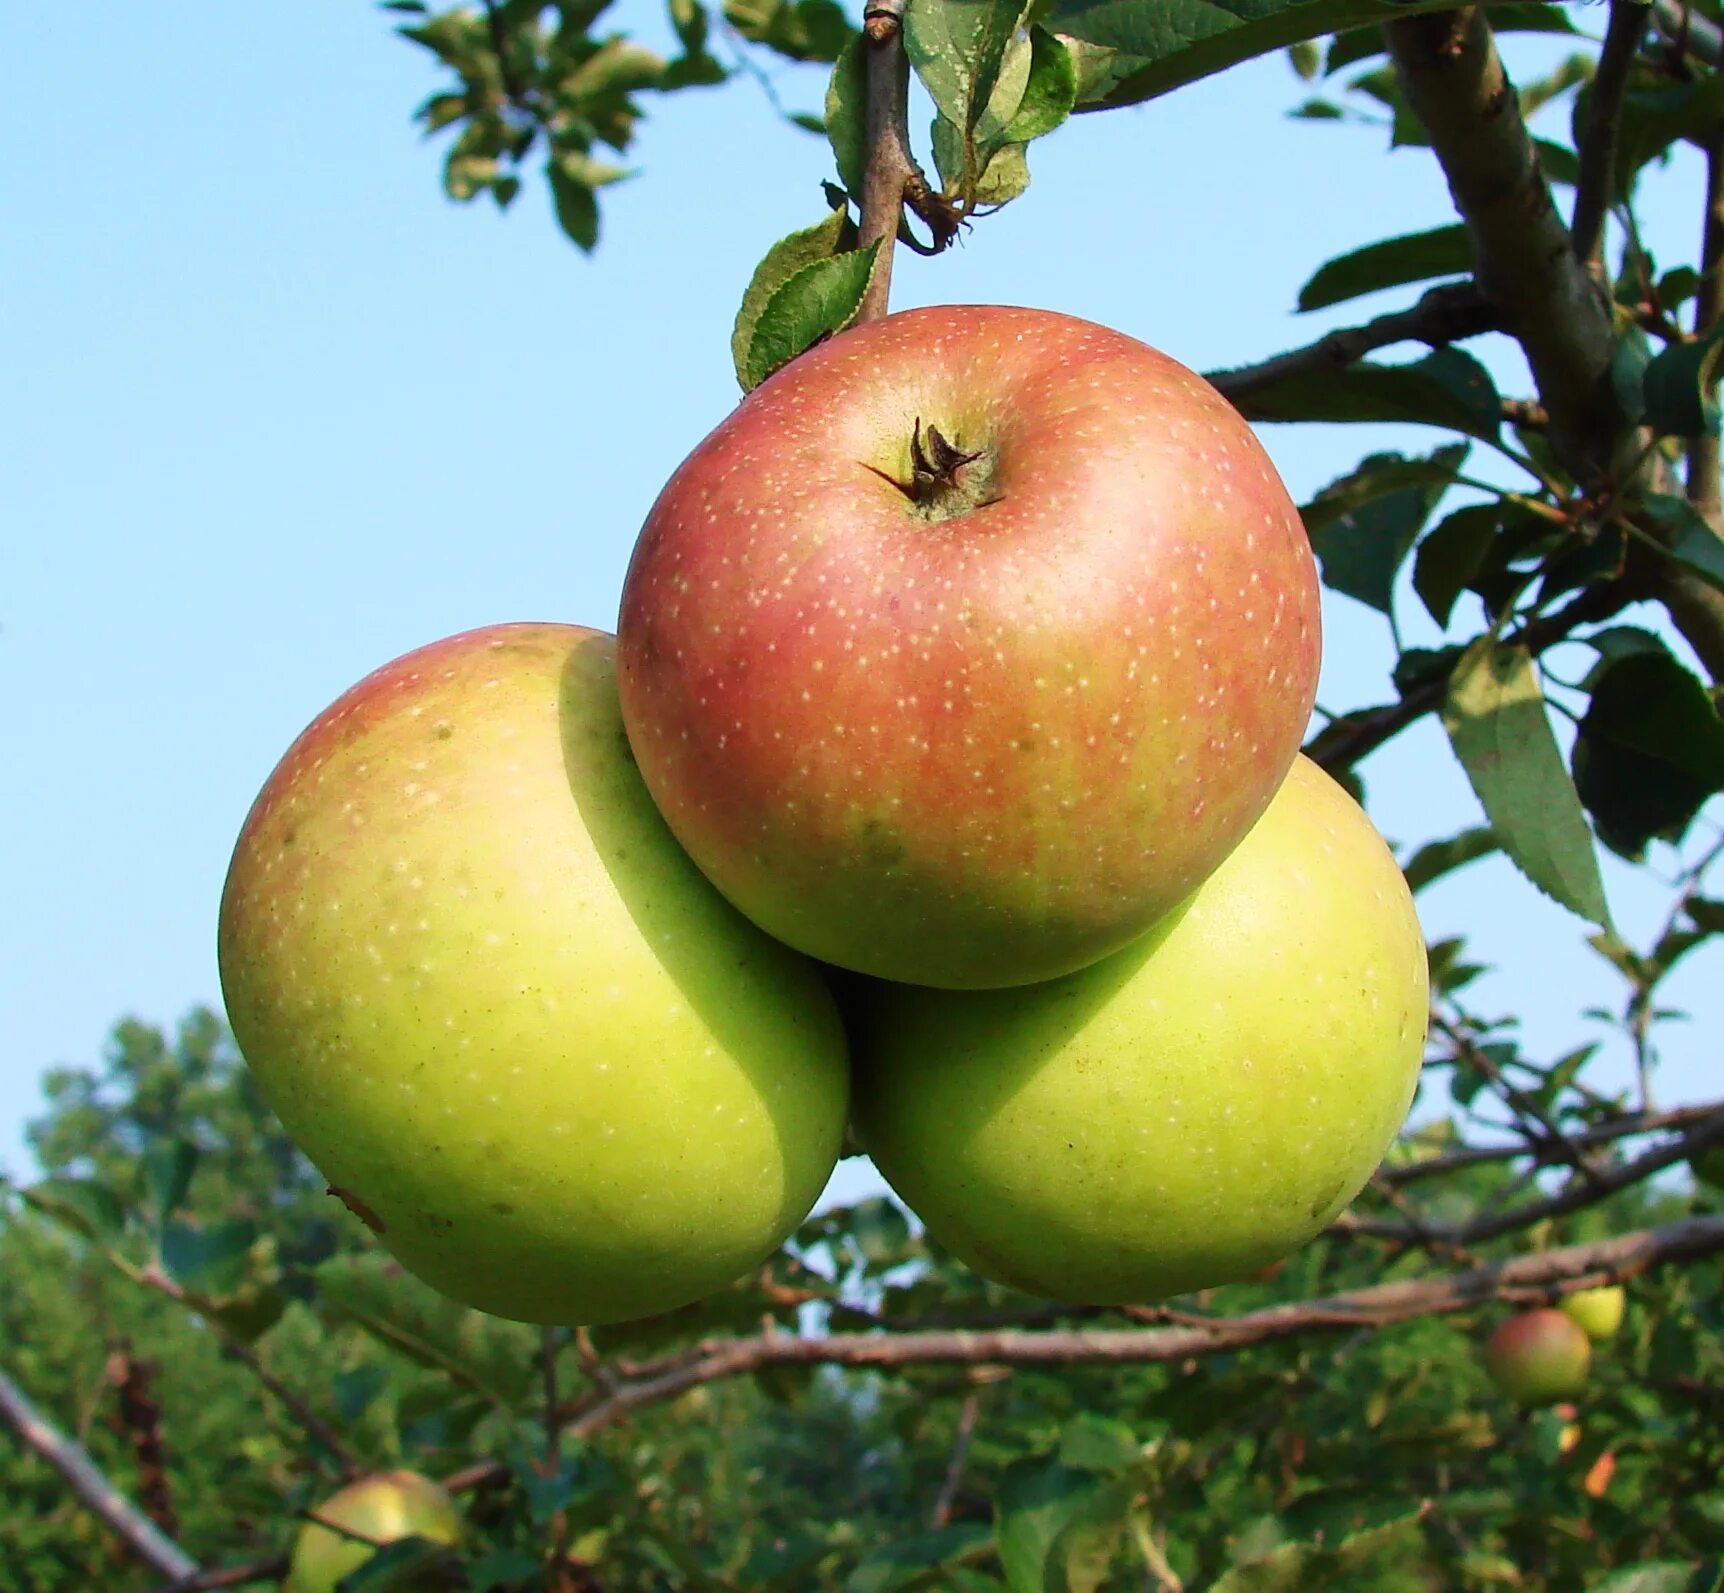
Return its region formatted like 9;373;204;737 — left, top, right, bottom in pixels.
865;417;1000;522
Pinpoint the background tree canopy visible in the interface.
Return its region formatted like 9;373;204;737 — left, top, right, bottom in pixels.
5;2;1724;1591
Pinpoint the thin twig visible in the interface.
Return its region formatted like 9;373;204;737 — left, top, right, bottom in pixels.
541;1328;561;1465
0;1363;201;1584
1689;120;1724;518
1435;1014;1611;1196
856;0;913;323
928;1390;981;1528
146;1556;288;1593
131;1266;357;1476
1572;0;1651;267
1651;0;1724;67
1305;580;1631;773
1346;1106;1724;1247
1207;283;1495;408
421;1214;1724;1506
1381;1100;1724;1186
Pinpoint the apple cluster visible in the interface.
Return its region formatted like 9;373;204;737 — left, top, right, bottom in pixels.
217;305;1430;1328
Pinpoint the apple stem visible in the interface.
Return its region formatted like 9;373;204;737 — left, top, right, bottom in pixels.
856;0;913;324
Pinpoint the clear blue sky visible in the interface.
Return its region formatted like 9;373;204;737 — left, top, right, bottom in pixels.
2;7;1716;1197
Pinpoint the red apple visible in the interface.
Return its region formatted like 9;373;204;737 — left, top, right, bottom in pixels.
617;304;1319;989
1484;1310;1592;1407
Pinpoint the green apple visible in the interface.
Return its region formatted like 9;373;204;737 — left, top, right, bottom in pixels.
1560;1284;1625;1341
849;755;1428;1303
287;1470;460;1593
1484;1310;1592;1407
218;624;849;1325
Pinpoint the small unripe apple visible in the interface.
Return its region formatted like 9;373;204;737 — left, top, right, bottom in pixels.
1560;1284;1625;1341
849;756;1428;1302
1484;1310;1592;1407
219;625;849;1325
619;303;1320;989
287;1470;459;1593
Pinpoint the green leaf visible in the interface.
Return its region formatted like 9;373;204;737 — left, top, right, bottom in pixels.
972;141;1030;205
732;206;855;388
335;1536;460;1592
995;1460;1116;1593
1052;0;1490;113
670;0;709;53
1004;27;1079;141
1225;347;1502;442
136;1140;198;1235
1413;502;1500;629
1573;645;1724;858
904;0;1025;138
515;1451;583;1525
1613;74;1724;194
1640;328;1724;437
1659;266;1703;313
20;1178;128;1247
467;1548;542;1590
1583;625;1667;684
825;35;868;197
1057;1413;1143;1474
1519;49;1594;118
1044;1479;1139;1593
547;155;601;250
161;1218;259;1299
743;240;881;390
1442;639;1612;928
314;1252;535;1404
1590;1567;1721;1593
725;0;854;61
849;1194;915;1267
1303;444;1467;615
1638;493;1724;595
843;1525;993;1592
1402;827;1499;894
1206;1508;1425;1593
1296;224;1471;313
661;48;730;86
562;37;666;97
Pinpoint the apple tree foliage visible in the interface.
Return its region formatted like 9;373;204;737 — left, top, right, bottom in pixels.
8;0;1724;1589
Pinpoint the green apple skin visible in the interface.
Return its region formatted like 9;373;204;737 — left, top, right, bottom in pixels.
849;755;1428;1304
287;1470;460;1593
1484;1310;1592;1407
1560;1285;1626;1342
618;304;1319;990
218;624;849;1325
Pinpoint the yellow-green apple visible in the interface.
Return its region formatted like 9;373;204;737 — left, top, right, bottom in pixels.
1484;1310;1592;1407
1560;1284;1625;1341
218;624;848;1325
848;755;1427;1302
617;304;1320;989
287;1470;460;1593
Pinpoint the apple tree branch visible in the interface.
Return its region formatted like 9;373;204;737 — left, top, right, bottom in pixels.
0;1362;202;1585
